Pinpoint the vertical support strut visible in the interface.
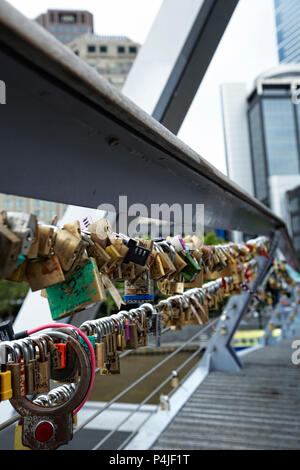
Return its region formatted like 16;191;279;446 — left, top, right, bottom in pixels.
200;232;280;372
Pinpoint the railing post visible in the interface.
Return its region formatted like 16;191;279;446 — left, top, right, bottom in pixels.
200;232;280;372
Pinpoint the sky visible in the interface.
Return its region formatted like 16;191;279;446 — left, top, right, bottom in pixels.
7;0;279;175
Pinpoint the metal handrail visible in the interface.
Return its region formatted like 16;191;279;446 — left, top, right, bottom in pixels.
73;318;218;435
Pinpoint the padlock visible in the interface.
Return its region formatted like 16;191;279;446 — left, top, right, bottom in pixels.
0;224;22;279
181;252;201;282
160;394;170;411
40;334;61;370
91;323;105;369
18;340;36;396
54;228;84;272
88;218;114;248
123;313;138;350
171;370;179;388
7;343;26;398
26;254;65;291
14;421;31;450
54;343;67;370
46;257;105;320
48;330;80;384
63;221;82;239
0;343;13;401
86;241;111;270
5;212;37;256
7;255;28;283
38;225;56;257
31;338;50;394
123;238;151;266
9;333;92;450
26;218;39;259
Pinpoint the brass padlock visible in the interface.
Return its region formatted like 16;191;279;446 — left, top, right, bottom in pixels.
26;254;65;291
38;226;55;257
54;228;84;272
0;225;22;279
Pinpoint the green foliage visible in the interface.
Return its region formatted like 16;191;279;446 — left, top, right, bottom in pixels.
0;280;29;319
204;231;226;246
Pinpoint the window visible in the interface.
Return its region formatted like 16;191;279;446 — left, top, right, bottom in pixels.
16;199;24;208
59;13;77;24
100;45;107;53
34;200;42;207
74;50;79;56
3;200;12;209
87;45;96;53
34;210;41;218
118;46;125;54
129;46;137;54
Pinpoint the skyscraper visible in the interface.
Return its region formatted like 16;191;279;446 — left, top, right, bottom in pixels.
35;9;94;44
221;65;300;256
247;66;300;206
274;0;300;63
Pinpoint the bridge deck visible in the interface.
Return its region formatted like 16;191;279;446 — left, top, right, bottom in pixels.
152;338;300;450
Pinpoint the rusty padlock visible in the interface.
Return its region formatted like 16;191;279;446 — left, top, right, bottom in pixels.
9;331;92;450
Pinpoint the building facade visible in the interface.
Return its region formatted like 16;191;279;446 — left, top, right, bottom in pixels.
274;0;300;63
287;184;300;258
0;193;66;224
247;66;300;207
35;9;94;44
221;83;254;197
67;34;140;90
221;65;300;255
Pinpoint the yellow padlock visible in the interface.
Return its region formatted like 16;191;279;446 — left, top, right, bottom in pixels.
0;369;12;401
14;422;30;451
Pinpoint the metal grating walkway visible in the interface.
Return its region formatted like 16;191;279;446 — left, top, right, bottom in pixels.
152;338;300;450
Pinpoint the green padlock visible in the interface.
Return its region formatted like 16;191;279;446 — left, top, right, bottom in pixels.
79;335;96;356
181;252;201;282
46;257;105;320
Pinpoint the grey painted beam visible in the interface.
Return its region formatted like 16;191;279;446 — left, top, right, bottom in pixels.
0;1;298;270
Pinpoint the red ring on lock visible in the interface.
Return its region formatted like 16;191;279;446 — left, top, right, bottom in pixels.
35;421;54;442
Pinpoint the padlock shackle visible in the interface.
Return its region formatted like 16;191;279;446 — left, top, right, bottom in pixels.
10;333;92;418
20;323;95;415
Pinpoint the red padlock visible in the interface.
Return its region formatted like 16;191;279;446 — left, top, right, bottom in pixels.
54;343;67;370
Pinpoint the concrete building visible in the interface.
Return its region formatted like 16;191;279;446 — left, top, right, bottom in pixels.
274;0;300;63
221;65;300;253
0;193;66;224
67;34;140;90
35;9;94;44
221;83;254;197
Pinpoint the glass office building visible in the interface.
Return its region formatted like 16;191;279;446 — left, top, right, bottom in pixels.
274;0;300;63
287;185;300;258
247;67;300;206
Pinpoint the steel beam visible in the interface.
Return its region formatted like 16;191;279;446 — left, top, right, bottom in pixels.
152;0;239;134
201;232;280;372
